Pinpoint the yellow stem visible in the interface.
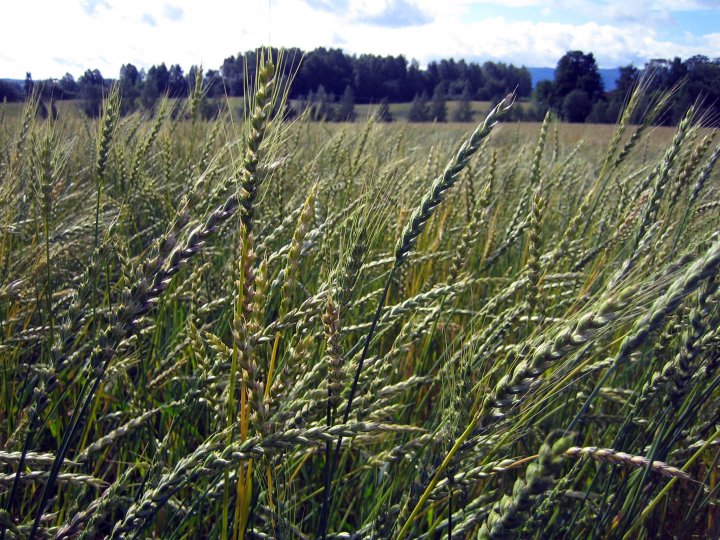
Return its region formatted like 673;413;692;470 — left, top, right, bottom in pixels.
622;426;720;539
266;332;281;400
396;413;479;540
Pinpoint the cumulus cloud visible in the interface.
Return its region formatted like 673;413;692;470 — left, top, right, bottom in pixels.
163;4;184;21
441;0;717;27
354;0;432;27
141;13;157;26
448;0;539;6
304;0;349;13
54;57;84;68
304;0;432;27
81;0;109;16
300;15;710;67
703;33;720;50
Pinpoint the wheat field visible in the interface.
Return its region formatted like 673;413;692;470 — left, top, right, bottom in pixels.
1;54;720;539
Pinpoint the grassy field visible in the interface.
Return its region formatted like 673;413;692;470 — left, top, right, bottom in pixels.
219;97;536;123
3;97;535;124
354;99;536;122
1;60;720;540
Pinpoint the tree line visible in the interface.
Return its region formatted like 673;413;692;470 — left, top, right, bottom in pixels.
534;51;720;125
1;47;718;125
0;47;532;120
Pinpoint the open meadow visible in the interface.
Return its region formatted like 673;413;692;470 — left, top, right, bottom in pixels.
1;59;720;539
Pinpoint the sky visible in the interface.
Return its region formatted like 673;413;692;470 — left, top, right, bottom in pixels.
1;0;719;79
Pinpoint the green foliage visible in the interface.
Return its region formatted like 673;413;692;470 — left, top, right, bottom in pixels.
0;80;23;102
24;72;34;98
0;68;719;540
77;68;106;117
452;83;474;122
408;91;430;122
533;79;554;109
58;73;79;99
336;85;356;122
305;84;334;121
374;97;393;122
586;100;609;123
11;48;720;127
562;89;592;122
430;83;447;122
554;50;604;104
117;63;141;115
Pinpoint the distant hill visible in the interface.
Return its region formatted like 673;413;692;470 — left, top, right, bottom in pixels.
528;67;621;91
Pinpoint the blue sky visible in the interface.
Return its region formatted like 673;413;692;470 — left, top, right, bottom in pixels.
1;0;718;78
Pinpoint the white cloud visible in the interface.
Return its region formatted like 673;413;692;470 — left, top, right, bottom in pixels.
437;0;540;6
0;0;716;79
703;32;720;50
163;4;184;21
0;0;269;78
428;0;718;27
434;0;717;13
141;13;157;26
264;11;714;68
81;0;109;16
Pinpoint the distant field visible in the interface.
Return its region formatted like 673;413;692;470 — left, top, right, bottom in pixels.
2;97;678;157
211;97;535;122
2;97;679;160
354;99;535;122
3;99;82;119
3;98;534;124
